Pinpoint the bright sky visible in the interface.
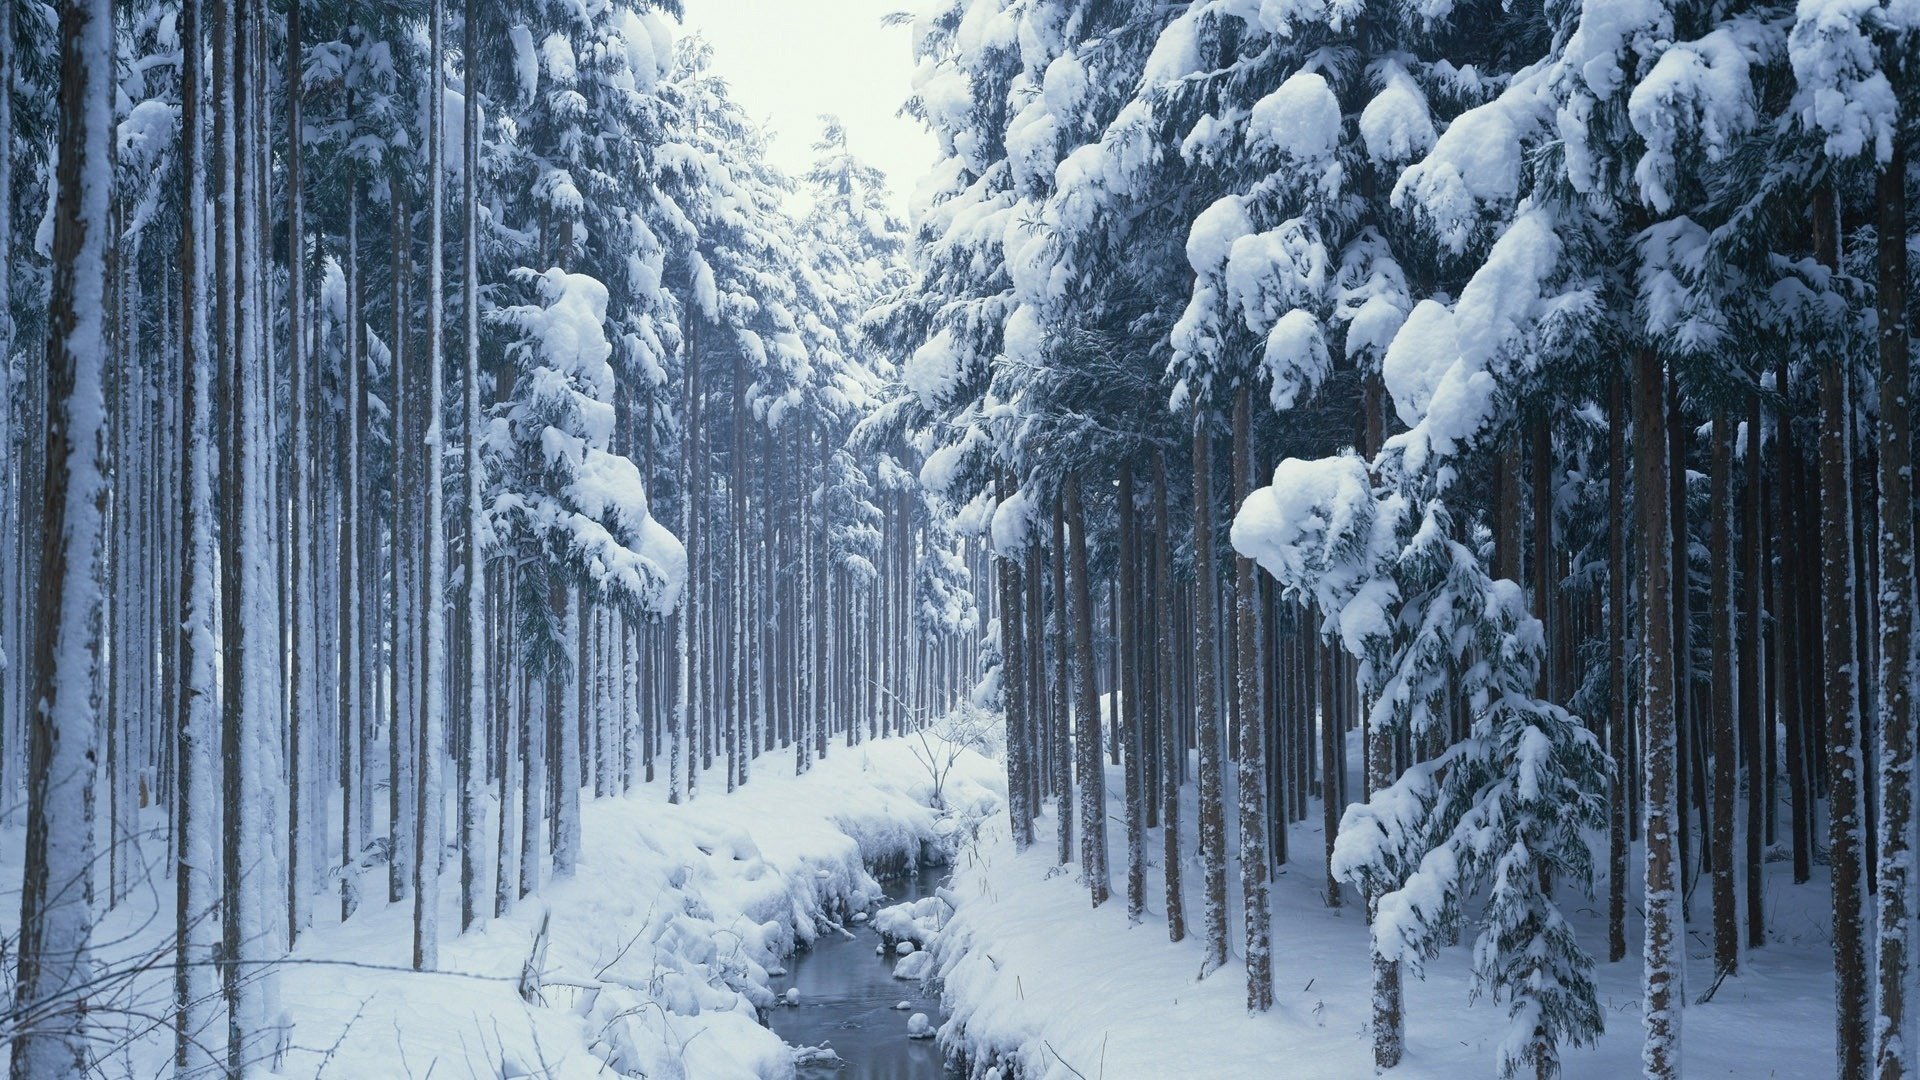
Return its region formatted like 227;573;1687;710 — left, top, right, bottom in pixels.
678;1;935;214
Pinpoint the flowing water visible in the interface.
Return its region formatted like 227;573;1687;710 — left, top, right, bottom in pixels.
768;862;960;1079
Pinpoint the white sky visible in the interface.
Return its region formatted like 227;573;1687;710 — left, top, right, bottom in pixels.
678;1;935;214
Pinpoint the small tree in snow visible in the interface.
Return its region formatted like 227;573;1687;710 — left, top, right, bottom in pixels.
1235;450;1609;1079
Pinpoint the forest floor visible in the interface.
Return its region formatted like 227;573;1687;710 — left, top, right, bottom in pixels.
0;735;1004;1080
931;725;1838;1079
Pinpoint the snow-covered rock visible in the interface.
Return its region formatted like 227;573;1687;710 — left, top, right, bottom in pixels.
894;950;936;982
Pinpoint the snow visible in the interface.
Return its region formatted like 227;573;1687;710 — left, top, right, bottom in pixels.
1381;299;1460;430
1231;454;1376;597
1260;309;1330;410
1248;71;1342;163
1788;0;1899;161
509;24;540;103
0;736;1003;1080
903;326;965;408
1359;62;1436;164
1142;8;1204;86
930;751;1850;1079
1379;206;1564;471
1627;26;1763;212
989;487;1035;555
1186;195;1254;276
1392;66;1551;250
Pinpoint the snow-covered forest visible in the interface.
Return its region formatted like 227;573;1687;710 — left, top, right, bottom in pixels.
0;0;1914;1076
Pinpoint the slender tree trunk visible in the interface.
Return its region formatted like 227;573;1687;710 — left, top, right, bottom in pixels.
1872;140;1912;1080
1119;462;1146;920
1065;473;1108;906
1742;389;1766;951
1155;451;1185;943
1607;375;1629;965
1634;344;1682;1080
1000;477;1033;849
1192;421;1229;971
175;4;222;1065
1052;497;1074;866
12;0;112;1072
1710;409;1738;977
1231;388;1274;1014
458;0;488;936
1814;186;1870;1080
1779;349;1812;884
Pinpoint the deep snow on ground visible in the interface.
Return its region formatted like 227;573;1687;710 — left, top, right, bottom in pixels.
931;725;1838;1079
0;736;1003;1080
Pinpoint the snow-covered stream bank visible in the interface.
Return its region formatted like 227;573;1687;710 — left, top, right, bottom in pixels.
927;744;1840;1079
2;737;1002;1080
280;737;1002;1079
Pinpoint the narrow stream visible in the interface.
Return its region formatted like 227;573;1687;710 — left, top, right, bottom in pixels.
768;862;960;1079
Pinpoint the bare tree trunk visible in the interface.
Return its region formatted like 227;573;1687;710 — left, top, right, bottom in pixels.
1872;140;1912;1080
1778;350;1812;884
175;4;223;1065
13;0;112;1072
1710;409;1738;977
1066;474;1108;907
1118;462;1146;920
458;0;488;936
1052;497;1074;866
1634;344;1682;1080
1814;186;1870;1080
1741;388;1766;953
1231;388;1274;1014
1192;421;1229;972
999;476;1033;849
1607;375;1629;965
1154;451;1185;942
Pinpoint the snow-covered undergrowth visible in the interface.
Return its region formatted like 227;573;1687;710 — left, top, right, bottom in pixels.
0;736;1003;1080
931;731;1841;1079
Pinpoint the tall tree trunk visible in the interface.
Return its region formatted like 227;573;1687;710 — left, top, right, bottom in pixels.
1192;420;1229;972
999;477;1034;849
1052;497;1074;866
413;0;448;971
1119;461;1146;920
1710;409;1738;977
284;0;311;952
1634;344;1682;1080
175;2;222;1065
1814;186;1870;1080
1066;474;1108;906
1778;349;1813;884
458;0;488;936
1872;137;1913;1080
13;0;112;1071
1231;388;1274;1014
1607;374;1629;965
1742;389;1766;952
1155;451;1185;943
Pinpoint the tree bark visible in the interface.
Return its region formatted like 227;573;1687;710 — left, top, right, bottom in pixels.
1634;344;1682;1080
1872;136;1912;1080
1710;408;1738;977
1813;186;1869;1080
1066;473;1108;906
1192;420;1229;970
1232;388;1274;1014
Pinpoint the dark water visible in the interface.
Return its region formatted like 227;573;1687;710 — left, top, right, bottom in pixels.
767;862;960;1079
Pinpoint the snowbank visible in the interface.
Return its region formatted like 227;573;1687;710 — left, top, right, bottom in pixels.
929;749;1846;1079
1;736;1003;1080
